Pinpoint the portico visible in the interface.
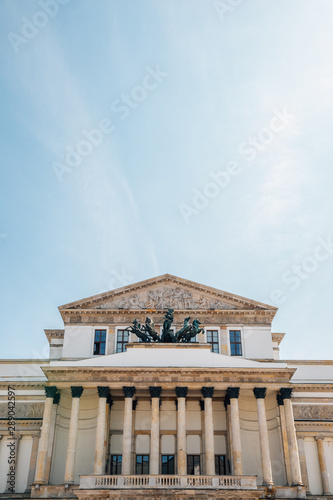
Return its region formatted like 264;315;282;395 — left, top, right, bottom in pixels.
29;342;306;499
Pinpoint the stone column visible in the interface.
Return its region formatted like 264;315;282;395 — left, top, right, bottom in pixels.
199;400;206;475
34;386;58;483
45;392;60;483
176;387;188;475
64;386;84;484
298;436;310;494
149;386;162;475
201;387;215;476
280;389;302;486
227;387;242;475
27;435;40;490
254;388;273;485
94;387;110;474
277;394;292;485
224;394;233;474
315;436;331;495
122;386;136;475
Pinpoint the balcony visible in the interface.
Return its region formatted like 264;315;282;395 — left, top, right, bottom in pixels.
79;474;258;490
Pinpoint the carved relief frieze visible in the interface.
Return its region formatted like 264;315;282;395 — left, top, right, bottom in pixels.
0;402;44;419
293;404;333;421
97;287;236;311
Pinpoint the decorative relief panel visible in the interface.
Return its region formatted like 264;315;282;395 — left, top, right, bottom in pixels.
293;404;333;421
0;402;44;419
98;287;236;310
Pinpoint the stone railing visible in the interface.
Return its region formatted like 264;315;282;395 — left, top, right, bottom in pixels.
79;474;257;490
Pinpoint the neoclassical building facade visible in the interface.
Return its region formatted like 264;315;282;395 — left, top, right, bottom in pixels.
0;274;332;500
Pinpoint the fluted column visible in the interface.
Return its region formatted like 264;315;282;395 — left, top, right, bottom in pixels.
122;386;136;475
176;387;188;475
277;394;292;485
316;436;331;495
149;386;162;474
280;388;302;485
254;388;273;485
94;387;110;474
227;387;242;475
35;386;58;483
201;387;215;475
64;386;83;483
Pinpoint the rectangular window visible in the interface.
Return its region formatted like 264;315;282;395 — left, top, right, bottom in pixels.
110;455;122;474
136;455;149;475
229;330;242;356
187;455;201;475
161;455;175;474
116;329;129;353
215;455;226;475
206;330;219;353
93;329;106;355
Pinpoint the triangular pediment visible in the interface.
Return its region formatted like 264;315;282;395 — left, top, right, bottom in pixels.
59;274;276;312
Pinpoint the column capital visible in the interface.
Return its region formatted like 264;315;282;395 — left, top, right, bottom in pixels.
280;388;293;400
227;387;240;399
201;387;214;399
315;434;325;442
71;386;84;398
175;386;188;398
123;386;136;398
97;386;110;398
53;393;60;405
149;386;162;398
277;393;284;406
199;400;205;411
254;388;266;399
45;386;58;398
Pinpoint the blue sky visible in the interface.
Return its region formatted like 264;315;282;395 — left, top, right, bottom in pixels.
1;0;333;360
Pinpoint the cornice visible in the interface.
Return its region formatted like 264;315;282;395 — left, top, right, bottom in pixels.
41;365;296;386
44;329;64;344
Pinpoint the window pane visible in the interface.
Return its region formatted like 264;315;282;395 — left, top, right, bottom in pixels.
95;331;100;341
100;343;105;355
207;331;212;342
101;330;106;341
142;455;149;474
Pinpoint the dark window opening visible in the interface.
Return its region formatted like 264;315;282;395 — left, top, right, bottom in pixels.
110;455;122;474
187;455;201;475
94;329;106;355
215;455;226;475
116;329;129;353
136;454;149;475
161;455;175;474
207;330;219;353
229;330;242;356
